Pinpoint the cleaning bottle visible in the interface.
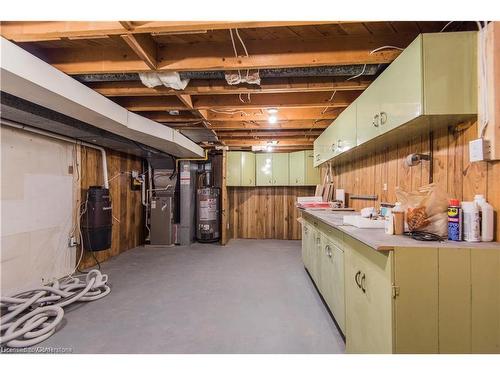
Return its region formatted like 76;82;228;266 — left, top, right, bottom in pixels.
462;201;481;242
447;199;462;241
474;194;494;242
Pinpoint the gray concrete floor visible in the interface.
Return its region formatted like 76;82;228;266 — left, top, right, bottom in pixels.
40;239;345;353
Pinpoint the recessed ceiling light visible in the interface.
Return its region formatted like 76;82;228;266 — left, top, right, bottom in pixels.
268;115;277;124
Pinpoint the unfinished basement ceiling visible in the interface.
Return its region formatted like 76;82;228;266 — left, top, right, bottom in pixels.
0;21;478;151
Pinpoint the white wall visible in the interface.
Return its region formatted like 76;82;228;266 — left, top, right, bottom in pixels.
1;126;78;295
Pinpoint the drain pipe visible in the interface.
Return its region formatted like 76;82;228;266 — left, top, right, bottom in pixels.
1;119;109;189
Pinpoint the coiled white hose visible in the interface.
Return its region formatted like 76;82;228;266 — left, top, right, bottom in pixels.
0;269;110;348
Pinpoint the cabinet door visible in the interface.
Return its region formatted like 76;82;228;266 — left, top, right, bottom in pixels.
378;35;423;133
289;151;305;185
272;153;289;185
310;228;322;286
330;244;345;334
240;152;255;186
304;150;320;185
255;153;273;186
356;80;382;146
226;151;241;186
334;103;357;155
301;221;311;269
319;234;333;299
344;236;393;353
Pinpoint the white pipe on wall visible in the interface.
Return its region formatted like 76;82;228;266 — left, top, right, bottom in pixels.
1;119;109;189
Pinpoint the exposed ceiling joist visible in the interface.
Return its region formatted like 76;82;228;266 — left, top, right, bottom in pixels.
87;77;372;97
35;34;415;74
0;21;347;42
216;130;323;138
205;120;331;130
117;91;357;112
192;91;361;110
223;138;314;147
120;33;158;70
201;107;342;122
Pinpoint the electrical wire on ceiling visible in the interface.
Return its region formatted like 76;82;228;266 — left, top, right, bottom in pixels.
320;90;337;115
346;64;367;81
239;93;252;103
440;21;454;32
209;108;249;116
346;45;404;81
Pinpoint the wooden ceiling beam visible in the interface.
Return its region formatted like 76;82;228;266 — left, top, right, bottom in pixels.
205;120;331;130
121;34;157;70
217;130;323;138
118;91;358;112
36;33;416;74
88;77;372;97
202;107;342;122
223;139;314;147
0;21;346;42
192;91;361;110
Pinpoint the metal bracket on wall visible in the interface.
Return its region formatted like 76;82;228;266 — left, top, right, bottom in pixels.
349;194;378;200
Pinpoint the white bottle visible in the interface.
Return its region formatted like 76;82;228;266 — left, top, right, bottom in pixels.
474;195;494;242
462;201;481;242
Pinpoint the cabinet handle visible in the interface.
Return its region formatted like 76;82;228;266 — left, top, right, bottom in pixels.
328;248;333;258
325;244;330;256
361;273;366;293
330;143;337;152
380;111;387;125
355;271;362;288
304;227;308;234
337;139;342;149
373;113;380;128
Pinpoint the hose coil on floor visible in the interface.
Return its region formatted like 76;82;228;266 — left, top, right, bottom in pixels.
0;269;110;348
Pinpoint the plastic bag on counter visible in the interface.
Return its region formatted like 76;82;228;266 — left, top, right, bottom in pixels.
395;183;449;236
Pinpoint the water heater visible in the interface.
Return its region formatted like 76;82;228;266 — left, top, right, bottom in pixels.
196;187;220;242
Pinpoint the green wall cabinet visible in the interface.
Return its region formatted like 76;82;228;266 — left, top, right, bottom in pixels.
255;153;289;186
314;31;477;166
289;150;320;186
226;151;255;186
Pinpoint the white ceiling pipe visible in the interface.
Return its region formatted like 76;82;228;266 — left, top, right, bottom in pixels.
1;119;109;189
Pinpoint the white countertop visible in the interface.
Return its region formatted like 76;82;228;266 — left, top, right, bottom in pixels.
301;209;500;251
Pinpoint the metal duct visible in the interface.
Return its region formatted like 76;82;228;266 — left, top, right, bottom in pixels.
74;64;385;83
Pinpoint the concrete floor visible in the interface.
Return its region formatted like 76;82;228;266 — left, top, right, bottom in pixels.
40;239;345;353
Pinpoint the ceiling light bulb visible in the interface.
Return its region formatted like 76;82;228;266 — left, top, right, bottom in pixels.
266;145;273;152
268;115;277;124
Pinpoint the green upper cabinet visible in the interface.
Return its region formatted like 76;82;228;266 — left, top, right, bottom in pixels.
289;151;305;185
333;103;357;156
256;153;274;186
272;153;289;185
226;151;255;187
289;150;320;186
314;31;477;165
240;152;255;186
304;150;320;185
256;153;290;186
226;151;242;186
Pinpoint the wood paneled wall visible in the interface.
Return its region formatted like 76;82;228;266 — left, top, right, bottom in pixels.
323;121;500;240
79;146;144;269
227;186;315;240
